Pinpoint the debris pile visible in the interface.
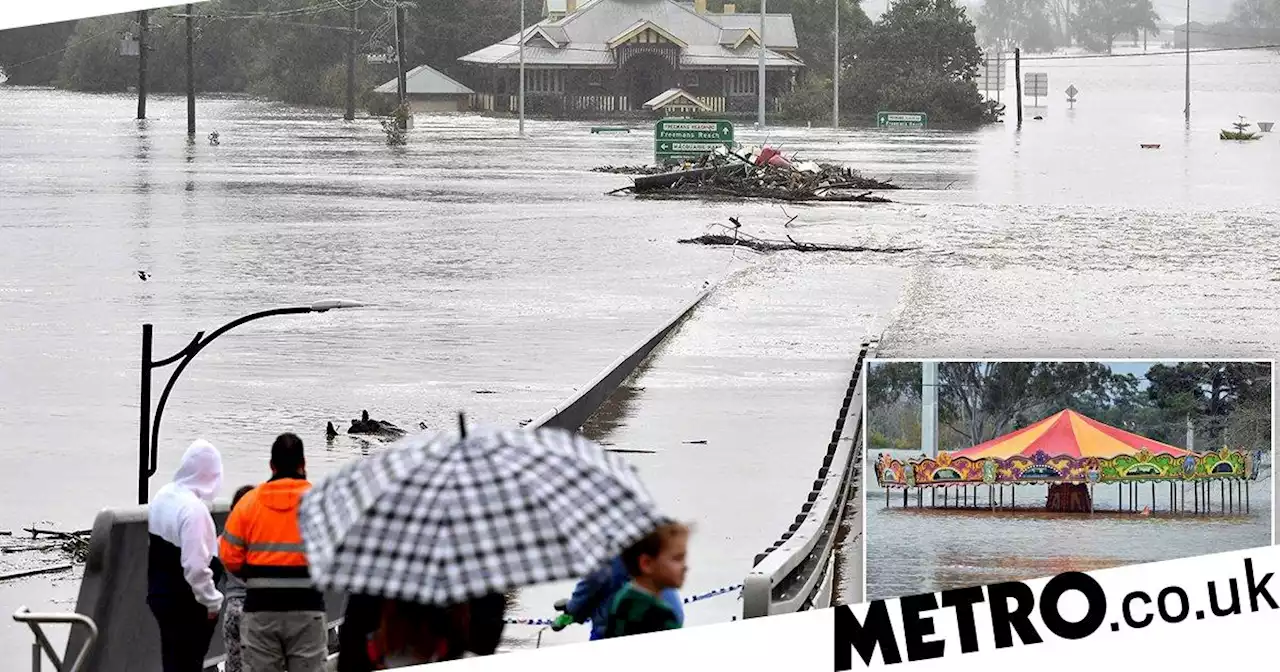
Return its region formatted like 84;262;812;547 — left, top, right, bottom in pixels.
679;220;918;254
614;147;898;203
591;165;667;175
0;527;90;582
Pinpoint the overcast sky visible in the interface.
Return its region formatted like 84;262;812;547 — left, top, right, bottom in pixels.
869;0;1234;24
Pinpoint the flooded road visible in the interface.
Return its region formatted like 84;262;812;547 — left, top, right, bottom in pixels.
2;45;1278;663
865;473;1273;600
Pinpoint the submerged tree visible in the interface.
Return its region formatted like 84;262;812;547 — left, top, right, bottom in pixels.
1072;0;1159;53
841;0;995;124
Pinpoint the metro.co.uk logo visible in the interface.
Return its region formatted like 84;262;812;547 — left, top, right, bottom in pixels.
835;558;1276;669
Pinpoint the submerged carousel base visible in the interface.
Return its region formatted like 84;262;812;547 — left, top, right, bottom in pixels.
875;447;1264;516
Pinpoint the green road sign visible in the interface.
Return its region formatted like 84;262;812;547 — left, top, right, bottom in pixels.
876;111;928;128
654;119;734;163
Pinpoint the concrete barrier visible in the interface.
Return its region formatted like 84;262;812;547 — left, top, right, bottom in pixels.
741;339;874;618
530;287;712;431
58;289;715;671
61;503;346;672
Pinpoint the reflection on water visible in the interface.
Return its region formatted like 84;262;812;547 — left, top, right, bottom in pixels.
866;477;1272;600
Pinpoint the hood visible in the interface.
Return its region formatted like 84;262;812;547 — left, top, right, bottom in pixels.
173;439;223;502
257;478;311;512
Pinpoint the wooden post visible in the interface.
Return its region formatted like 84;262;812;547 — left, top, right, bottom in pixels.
1014;47;1023;127
345;6;358;121
137;10;149;119
395;3;408;110
186;4;196;137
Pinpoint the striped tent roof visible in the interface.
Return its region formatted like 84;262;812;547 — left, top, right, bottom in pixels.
950;410;1194;460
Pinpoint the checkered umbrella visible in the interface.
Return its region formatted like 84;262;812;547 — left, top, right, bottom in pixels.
298;424;664;607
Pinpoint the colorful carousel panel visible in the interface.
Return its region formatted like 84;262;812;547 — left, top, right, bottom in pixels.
873;410;1262;487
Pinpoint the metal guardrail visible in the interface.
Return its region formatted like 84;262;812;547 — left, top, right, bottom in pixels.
14;607;99;672
741;338;875;619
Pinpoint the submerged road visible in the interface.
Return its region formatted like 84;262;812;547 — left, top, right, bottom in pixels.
503;254;905;649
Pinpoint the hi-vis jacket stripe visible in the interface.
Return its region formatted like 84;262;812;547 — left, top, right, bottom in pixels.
219;478;324;612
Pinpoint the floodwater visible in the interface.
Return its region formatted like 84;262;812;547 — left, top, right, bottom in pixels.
865;469;1273;600
1;44;1279;663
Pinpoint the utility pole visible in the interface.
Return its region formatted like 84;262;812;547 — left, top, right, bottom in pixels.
832;0;839;128
136;10;149;120
186;4;196;137
757;0;766;129
519;0;526;137
345;5;358;121
395;3;407;109
1014;47;1023;127
1183;0;1191;124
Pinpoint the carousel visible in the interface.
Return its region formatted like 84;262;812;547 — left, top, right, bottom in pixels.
873;409;1263;515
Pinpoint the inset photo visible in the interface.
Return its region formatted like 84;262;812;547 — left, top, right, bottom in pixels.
864;360;1273;602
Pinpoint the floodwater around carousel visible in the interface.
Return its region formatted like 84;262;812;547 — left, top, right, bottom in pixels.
866;440;1273;600
2;45;1280;662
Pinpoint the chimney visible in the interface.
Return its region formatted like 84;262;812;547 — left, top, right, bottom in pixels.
694;0;706;12
723;3;735;13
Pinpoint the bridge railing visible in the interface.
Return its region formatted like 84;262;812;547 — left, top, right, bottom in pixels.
741;339;874;618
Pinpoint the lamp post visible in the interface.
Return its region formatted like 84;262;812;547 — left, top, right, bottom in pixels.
137;300;364;504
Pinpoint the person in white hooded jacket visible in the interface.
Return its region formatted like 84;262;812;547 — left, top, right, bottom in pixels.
147;439;226;672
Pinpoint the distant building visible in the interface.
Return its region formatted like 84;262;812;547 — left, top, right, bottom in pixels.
376;64;475;114
458;0;803;117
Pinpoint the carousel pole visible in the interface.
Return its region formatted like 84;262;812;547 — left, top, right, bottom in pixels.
903;487;908;507
932;488;936;508
1011;485;1016;508
886;487;890;508
1151;482;1156;512
1245;479;1249;513
1220;480;1225;514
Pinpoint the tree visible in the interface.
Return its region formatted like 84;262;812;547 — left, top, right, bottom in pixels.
1228;0;1280;42
841;0;996;124
975;0;1059;51
1072;0;1159;53
0;21;80;86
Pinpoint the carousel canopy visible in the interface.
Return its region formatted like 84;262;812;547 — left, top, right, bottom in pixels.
951;409;1194;461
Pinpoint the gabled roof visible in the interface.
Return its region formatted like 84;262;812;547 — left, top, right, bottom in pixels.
458;0;801;69
729;27;761;49
607;18;689;48
711;14;798;50
524;25;569;48
644;87;710;110
375;64;474;95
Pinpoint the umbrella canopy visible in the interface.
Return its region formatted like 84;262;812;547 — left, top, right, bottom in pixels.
298;425;664;607
951;409;1194;460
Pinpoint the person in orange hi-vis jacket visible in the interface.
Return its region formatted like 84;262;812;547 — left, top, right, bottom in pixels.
220;433;327;672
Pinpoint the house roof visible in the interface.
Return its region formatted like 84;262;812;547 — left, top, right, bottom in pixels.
459;0;801;69
375;64;474;95
644;87;710;110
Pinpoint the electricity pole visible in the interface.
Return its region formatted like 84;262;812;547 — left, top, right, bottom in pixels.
136;10;149;120
346;5;358;121
832;0;839;128
519;0;526;137
757;0;766;129
395;3;407;108
186;4;195;137
1183;0;1191;124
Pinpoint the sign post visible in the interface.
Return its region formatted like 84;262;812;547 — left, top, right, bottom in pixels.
875;112;928;128
654;119;735;164
1066;84;1078;109
1025;72;1048;107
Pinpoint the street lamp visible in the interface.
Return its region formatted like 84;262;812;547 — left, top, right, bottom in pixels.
137;300;365;504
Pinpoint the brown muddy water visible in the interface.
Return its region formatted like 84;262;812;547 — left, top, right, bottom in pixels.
2;45;1279;663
